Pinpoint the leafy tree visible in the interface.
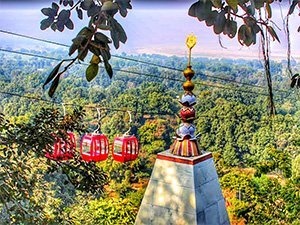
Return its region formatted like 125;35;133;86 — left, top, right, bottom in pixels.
40;0;132;97
65;195;139;225
1;51;300;224
221;169;300;225
0;108;108;224
292;154;300;183
188;0;300;115
138;119;174;154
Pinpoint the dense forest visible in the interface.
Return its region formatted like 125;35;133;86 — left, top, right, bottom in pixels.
0;48;300;224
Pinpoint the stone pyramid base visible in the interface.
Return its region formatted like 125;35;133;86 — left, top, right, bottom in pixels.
135;150;230;225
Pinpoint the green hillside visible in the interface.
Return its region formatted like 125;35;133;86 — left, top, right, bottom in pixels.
0;50;299;225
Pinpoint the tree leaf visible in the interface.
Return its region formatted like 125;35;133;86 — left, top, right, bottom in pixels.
290;76;300;89
100;47;111;61
115;0;132;17
40;18;53;30
247;0;255;16
291;76;297;88
226;0;238;10
238;0;248;4
88;42;101;56
243;26;254;46
51;23;57;31
57;21;65;32
254;0;264;9
76;7;83;20
97;23;111;30
197;1;213;21
114;20;127;44
238;24;247;45
213;11;226;34
101;1;119;11
288;0;299;15
109;18;127;49
297;77;300;88
95;32;111;44
223;20;231;36
229;20;237;38
72;35;87;46
86;63;99;82
81;0;94;10
78;48;89;61
41;8;54;17
65;19;74;30
52;2;59;14
48;74;60;98
78;27;93;38
188;1;212;21
43;61;63;89
119;8;127;17
104;61;113;79
58;9;70;23
266;2;272;19
251;29;257;45
87;5;100;17
111;29;120;49
188;1;200;17
267;26;280;43
63;0;68;7
205;10;218;27
68;0;74;7
211;0;222;8
69;43;78;56
90;55;101;64
252;23;261;34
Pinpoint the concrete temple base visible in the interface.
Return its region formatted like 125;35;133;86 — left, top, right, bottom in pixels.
135;150;230;225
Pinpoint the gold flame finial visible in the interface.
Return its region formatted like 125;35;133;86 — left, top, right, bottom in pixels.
186;34;197;67
186;34;197;50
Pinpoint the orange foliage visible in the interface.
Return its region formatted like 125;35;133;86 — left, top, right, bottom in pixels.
223;189;246;225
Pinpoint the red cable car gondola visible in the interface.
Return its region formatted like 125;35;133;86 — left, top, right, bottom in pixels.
112;135;139;163
112;111;139;163
45;132;76;161
80;133;109;162
80;108;109;162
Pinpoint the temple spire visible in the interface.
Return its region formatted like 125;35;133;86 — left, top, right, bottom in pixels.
170;34;201;157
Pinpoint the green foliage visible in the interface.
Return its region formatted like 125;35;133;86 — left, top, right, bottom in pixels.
0;108;109;224
292;155;300;183
41;0;132;97
255;144;292;178
221;170;300;225
189;0;300;46
138;119;174;154
86;63;99;82
65;195;138;225
188;0;300;114
189;0;275;46
1;53;300;224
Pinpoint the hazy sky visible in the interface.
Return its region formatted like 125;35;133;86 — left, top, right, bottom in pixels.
0;0;299;60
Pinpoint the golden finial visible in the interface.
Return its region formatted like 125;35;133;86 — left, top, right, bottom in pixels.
186;34;197;50
186;34;197;67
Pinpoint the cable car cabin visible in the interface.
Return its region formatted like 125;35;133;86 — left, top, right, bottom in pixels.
80;134;109;162
45;132;76;161
112;135;139;163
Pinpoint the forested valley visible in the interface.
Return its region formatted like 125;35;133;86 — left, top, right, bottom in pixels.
0;48;299;225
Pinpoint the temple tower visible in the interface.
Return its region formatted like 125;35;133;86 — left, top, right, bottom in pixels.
135;35;230;225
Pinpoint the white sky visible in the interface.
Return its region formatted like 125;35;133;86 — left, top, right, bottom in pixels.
0;1;299;60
